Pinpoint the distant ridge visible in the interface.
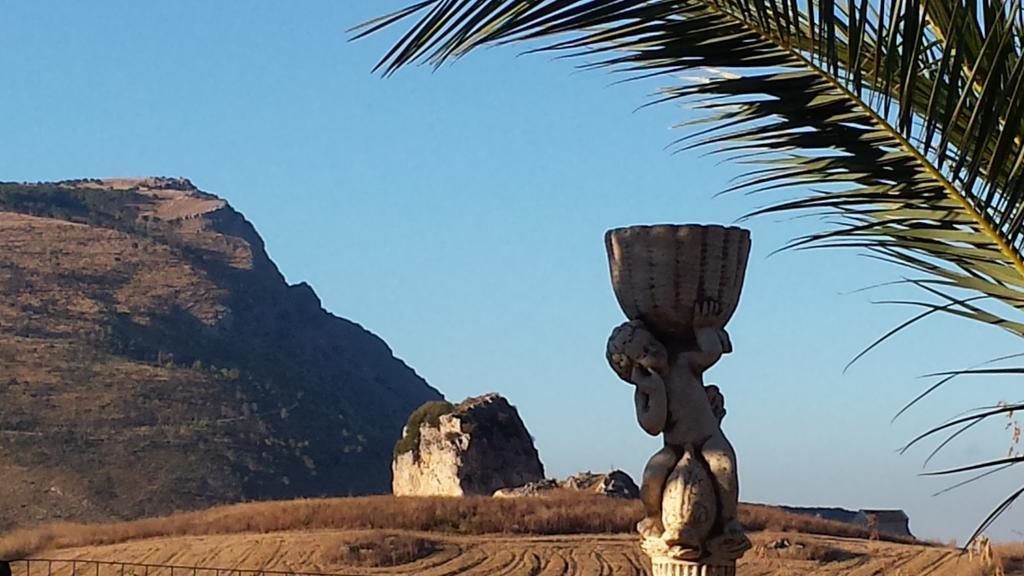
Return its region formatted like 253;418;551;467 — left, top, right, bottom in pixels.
0;178;443;529
780;506;914;538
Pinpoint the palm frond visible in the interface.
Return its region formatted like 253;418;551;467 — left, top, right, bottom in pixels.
358;0;1024;541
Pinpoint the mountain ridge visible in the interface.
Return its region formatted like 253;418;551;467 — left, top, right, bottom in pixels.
0;177;442;529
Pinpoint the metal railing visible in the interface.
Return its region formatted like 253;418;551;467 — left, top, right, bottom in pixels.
3;558;361;576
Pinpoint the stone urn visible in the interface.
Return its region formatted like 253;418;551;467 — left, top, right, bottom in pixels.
605;224;752;576
605;224;750;336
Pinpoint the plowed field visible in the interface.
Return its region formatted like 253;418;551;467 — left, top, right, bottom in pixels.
14;530;988;576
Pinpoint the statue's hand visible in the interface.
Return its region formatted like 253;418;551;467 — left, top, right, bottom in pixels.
687;302;732;370
693;301;732;354
692;300;723;330
631;365;664;395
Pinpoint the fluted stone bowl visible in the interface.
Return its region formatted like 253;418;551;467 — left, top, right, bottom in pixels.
605;224;751;338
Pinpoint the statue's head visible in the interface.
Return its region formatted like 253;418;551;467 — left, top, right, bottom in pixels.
606;320;668;381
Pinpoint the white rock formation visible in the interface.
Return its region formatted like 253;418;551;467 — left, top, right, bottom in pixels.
392;394;544;496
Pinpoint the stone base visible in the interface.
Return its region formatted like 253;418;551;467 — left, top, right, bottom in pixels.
650;558;736;576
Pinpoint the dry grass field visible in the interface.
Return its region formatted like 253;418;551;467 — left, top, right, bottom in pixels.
0;530;994;576
0;495;912;559
2;495;1020;575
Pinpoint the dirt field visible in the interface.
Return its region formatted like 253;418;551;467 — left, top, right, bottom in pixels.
3;496;1012;575
10;530;986;576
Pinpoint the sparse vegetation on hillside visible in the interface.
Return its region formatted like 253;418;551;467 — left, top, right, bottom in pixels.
966;539;1024;576
0;183;144;233
0;495;919;559
999;542;1024;574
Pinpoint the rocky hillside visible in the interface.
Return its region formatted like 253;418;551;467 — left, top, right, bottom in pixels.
392;394;544;496
0;177;442;529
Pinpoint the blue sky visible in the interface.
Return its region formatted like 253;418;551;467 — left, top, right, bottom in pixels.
1;1;1021;541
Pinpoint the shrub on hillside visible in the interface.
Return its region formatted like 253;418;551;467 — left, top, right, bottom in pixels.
320;533;439;567
393;400;455;456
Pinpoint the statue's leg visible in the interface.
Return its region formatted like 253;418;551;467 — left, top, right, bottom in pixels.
702;431;738;523
703;431;752;558
638;444;681;538
660;444;714;553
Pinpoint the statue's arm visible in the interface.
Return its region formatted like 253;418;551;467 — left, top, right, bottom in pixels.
705;384;726;422
632;368;667;436
685;301;730;371
606;320;668;435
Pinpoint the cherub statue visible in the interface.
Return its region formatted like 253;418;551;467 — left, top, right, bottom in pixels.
607;301;751;561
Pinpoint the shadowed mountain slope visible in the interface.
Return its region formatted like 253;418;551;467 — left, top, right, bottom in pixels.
0;177;442;529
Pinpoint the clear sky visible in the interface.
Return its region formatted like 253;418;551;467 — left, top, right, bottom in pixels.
1;1;1021;542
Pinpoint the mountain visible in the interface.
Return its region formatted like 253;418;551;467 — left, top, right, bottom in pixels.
0;177;442;529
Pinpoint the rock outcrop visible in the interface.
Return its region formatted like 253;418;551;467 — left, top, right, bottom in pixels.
493;470;640;499
392;394;544;496
0;178;443;529
780;507;914;539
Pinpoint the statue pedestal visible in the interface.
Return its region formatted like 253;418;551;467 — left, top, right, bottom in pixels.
650;558;736;576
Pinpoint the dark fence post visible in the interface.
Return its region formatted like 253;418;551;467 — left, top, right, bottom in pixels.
0;560;12;576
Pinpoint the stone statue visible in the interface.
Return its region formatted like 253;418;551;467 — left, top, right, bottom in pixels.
605;224;752;575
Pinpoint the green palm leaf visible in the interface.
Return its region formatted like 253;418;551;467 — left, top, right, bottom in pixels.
356;0;1024;543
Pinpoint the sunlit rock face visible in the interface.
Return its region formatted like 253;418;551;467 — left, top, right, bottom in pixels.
392;393;544;496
